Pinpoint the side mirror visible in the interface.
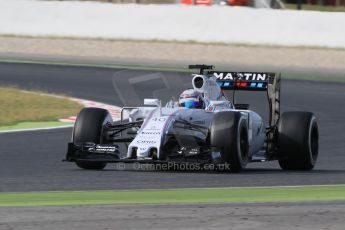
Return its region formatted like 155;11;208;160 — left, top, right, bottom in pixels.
144;99;161;107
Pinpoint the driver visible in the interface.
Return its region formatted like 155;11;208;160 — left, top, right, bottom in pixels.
178;89;205;109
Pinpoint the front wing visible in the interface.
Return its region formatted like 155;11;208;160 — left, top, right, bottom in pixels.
65;141;216;165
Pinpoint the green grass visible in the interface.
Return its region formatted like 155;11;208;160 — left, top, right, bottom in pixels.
0;121;73;131
0;87;82;126
1;185;345;207
285;3;345;12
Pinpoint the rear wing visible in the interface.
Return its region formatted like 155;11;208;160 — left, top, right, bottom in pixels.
211;72;272;91
210;71;281;128
188;65;281;127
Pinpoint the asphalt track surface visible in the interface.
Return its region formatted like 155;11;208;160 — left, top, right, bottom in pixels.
0;62;345;192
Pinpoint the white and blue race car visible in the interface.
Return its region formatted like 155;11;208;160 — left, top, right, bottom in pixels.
65;65;319;172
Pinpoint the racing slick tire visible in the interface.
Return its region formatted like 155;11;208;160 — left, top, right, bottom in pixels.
277;112;319;171
73;108;113;170
209;111;249;172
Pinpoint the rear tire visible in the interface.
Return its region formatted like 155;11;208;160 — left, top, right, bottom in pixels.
209;112;249;172
277;112;319;171
73;108;112;170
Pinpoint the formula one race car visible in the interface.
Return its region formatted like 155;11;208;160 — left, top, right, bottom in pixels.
65;65;319;172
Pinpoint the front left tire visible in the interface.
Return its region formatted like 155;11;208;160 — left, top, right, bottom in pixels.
73;107;113;170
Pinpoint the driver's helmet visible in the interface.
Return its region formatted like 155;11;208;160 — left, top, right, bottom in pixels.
178;89;204;109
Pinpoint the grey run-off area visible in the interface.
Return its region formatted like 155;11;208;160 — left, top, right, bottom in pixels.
1;202;345;230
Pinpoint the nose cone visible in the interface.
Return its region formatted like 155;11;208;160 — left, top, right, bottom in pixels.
136;147;149;158
132;132;162;159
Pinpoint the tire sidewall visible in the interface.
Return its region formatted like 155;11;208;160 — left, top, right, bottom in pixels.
234;117;249;169
307;116;319;166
